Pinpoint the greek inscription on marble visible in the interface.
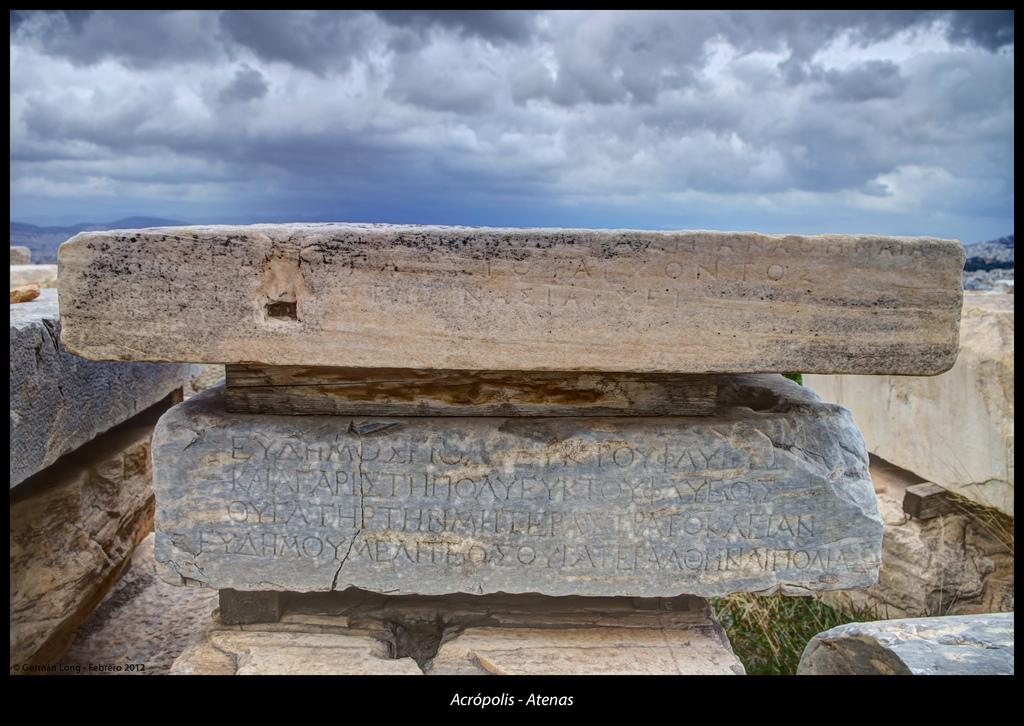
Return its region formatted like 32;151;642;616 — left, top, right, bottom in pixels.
193;432;856;576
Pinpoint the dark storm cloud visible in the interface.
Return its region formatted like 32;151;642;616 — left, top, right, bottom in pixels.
818;60;907;102
10;10;223;69
945;10;1014;50
9;10;1014;240
217;11;378;76
375;10;541;44
219;64;269;104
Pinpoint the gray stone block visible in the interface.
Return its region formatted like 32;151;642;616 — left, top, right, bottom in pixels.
10;288;190;488
154;375;883;598
798;613;1014;675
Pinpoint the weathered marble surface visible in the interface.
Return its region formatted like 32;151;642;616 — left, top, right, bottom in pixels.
11;264;57;289
154;375;883;598
171;590;742;675
10;288;189;488
10;414;158;670
798;613;1014;675
59;224;963;374
806;292;1013;516
10;246;31;265
819;457;1013;619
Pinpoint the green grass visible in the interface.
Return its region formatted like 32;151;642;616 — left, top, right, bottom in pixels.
710;593;882;675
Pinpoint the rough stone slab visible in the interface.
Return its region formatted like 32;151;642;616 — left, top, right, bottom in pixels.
805;292;1013;516
170;590;741;675
11;246;31;265
59;224;963;374
10;288;190;488
11;263;57;289
153;375;883;598
10;411;160;670
225;365;717;416
798;613;1014;675
819;457;1013;619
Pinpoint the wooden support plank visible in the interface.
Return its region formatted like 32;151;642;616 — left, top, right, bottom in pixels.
903;482;957;520
224;365;718;416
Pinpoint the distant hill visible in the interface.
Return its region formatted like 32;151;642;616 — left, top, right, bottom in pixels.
10;217;185;264
964;234;1013;272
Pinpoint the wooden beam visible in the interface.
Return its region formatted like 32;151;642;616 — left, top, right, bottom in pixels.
225;365;718;417
903;483;957;520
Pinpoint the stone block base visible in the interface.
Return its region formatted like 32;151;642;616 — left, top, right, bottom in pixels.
171;590;744;675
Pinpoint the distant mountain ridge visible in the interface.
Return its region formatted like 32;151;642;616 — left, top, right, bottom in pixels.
964;234;1013;272
10;217;185;263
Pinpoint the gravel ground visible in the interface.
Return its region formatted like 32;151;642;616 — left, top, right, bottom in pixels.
60;534;218;675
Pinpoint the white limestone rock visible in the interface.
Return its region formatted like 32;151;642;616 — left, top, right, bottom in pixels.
806;292;1014;516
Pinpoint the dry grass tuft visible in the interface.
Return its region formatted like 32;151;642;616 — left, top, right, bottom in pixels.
945;490;1014;552
710;593;881;675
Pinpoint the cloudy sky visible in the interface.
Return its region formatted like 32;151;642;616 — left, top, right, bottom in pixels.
9;10;1014;241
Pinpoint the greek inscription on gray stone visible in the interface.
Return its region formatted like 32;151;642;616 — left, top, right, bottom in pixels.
154;376;883;598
